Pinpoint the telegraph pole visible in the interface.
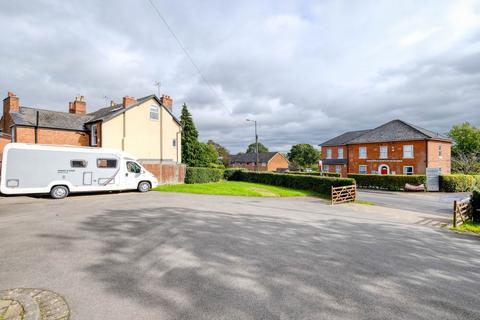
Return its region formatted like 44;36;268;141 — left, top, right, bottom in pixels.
246;119;259;171
155;81;161;97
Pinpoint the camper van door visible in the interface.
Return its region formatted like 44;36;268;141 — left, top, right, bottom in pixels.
125;160;143;189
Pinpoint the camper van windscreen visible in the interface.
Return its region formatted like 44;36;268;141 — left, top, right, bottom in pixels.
97;158;117;168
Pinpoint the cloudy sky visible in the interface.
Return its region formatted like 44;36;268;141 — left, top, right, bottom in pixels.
1;0;480;153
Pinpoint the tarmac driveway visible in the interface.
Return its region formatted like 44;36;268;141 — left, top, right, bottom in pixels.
0;192;479;319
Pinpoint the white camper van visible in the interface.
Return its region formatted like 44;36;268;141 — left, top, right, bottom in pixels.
0;143;158;199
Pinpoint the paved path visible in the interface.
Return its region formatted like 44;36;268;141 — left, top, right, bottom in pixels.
0;192;479;319
357;189;470;216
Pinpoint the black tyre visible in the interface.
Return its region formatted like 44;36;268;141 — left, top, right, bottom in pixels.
138;181;151;193
50;185;69;199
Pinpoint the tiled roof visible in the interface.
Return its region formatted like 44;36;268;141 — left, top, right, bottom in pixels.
230;152;286;164
320;130;371;146
11;107;93;131
320;120;451;146
348;120;451;143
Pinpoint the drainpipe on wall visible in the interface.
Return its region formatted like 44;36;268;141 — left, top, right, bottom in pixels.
34;110;39;144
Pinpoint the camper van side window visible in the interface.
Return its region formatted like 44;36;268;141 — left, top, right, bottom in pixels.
126;161;141;173
71;160;87;168
97;158;117;168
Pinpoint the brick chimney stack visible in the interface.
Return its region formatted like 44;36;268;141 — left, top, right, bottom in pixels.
3;91;20;114
123;96;136;108
160;94;173;111
69;96;86;114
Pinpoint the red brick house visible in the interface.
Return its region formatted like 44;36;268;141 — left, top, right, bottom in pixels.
230;152;289;172
319;120;452;177
0;91;185;184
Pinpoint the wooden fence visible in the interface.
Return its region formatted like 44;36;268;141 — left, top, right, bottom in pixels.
331;185;356;205
453;197;472;227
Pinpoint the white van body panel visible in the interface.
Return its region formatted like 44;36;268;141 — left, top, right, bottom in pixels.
0;143;158;195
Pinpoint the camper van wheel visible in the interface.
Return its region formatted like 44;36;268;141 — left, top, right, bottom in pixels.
138;181;151;193
50;185;69;199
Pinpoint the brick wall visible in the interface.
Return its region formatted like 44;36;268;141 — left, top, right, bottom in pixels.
231;163;269;171
427;141;451;174
14;126;89;146
0;135;10;160
140;161;186;184
267;153;289;172
347;140;428;175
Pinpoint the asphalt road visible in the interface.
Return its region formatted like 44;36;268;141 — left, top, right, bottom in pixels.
357;190;470;216
1;192;479;319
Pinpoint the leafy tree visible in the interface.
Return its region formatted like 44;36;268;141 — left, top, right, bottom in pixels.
448;122;480;173
287;144;320;169
246;142;268;153
180;104;200;166
189;142;219;167
448;122;480;156
207;140;230;165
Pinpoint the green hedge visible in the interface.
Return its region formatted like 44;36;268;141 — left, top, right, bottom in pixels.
472;190;480;222
227;171;355;197
348;174;426;191
224;168;247;180
439;174;480;192
287;172;341;177
185;167;224;184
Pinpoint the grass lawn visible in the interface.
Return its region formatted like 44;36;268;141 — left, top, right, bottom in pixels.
154;180;320;197
450;220;480;234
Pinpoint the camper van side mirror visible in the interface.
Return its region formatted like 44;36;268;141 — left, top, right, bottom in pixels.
142;169;145;174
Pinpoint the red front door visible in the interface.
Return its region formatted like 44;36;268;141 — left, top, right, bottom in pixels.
380;166;388;174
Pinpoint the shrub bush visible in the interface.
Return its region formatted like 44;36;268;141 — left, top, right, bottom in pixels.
439;174;480;192
287;172;341;177
472;190;480;222
227;171;355;197
185;167;224;184
348;174;426;191
223;168;246;180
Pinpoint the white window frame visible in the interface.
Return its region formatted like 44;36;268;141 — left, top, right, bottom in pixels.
335;165;342;174
149;105;159;121
438;145;443;159
326;148;332;159
359;147;367;159
359;165;367;174
379;146;388;159
403;166;414;175
11;128;15;142
403;145;413;159
338;148;344;159
323;165;330;172
91;124;97;146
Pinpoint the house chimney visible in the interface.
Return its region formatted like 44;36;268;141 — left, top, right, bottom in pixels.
69;95;86;114
3;91;20;115
123;96;136;108
160;94;173;111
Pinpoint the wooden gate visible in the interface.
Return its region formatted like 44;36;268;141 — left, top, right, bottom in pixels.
453;197;472;227
331;185;356;205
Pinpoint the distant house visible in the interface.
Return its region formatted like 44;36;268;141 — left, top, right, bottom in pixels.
230;152;289;172
319;119;452;177
0;91;184;184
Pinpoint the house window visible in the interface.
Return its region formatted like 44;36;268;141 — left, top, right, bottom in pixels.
11;128;15;142
172;138;176;147
403;145;413;158
323;165;330;172
338;148;344;159
438;145;443;159
359;147;367;159
359;165;367;174
150;105;159;120
335;165;342;174
380;146;388;159
91;124;97;146
326;148;332;159
403;166;414;175
97;158;117;168
71;160;87;168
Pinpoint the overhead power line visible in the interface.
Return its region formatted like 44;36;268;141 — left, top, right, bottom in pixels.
146;0;232;114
